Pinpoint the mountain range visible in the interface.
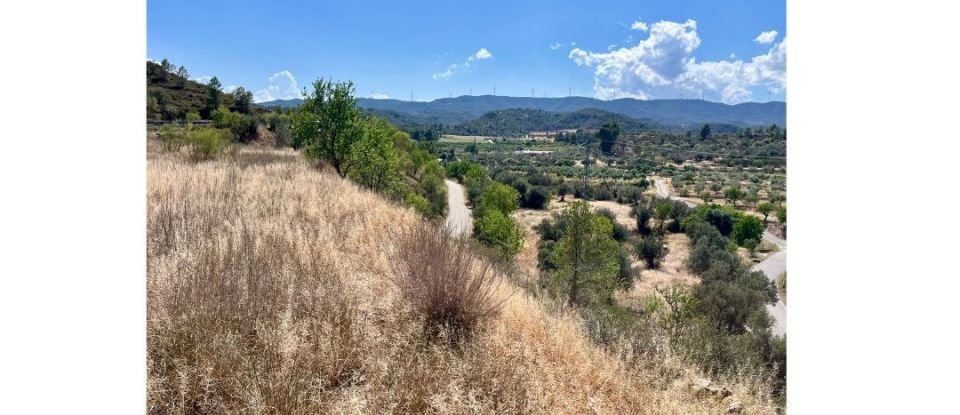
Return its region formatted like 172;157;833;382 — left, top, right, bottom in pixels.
259;95;786;128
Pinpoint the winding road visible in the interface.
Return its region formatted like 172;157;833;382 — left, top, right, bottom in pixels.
654;179;787;336
445;179;472;237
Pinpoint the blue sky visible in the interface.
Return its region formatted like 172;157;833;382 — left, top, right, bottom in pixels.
148;0;785;104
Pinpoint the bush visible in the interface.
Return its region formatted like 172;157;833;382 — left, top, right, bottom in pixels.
617;249;635;289
475;209;524;258
631;203;653;236
389;223;506;340
477;182;520;216
185;128;229;162
212;106;257;142
522;186;551;210
635;235;668;269
705;208;736;236
157;125;186;152
731;216;764;247
595;208;629;241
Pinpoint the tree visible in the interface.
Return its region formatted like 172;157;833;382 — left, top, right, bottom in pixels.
699;124;711;140
185;111;200;127
556;181;572;202
654;199;674;232
636;235;668;269
523;186;551;210
204;76;223;117
176;65;189;88
731;216;764;247
632;203;653;236
231;87;254;114
475;209;524;258
757;202;775;223
725;186;745;207
551;201;620;306
477;182;520;216
347;117;404;193
776;206;787;237
597;122;620;155
292;78;364;177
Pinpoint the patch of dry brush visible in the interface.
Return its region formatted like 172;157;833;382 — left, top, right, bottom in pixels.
147;143;777;414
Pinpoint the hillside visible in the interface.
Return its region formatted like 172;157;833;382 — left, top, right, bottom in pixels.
260;95;786;127
146;141;777;414
443;108;656;136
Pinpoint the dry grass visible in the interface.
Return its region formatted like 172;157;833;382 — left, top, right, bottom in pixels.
147;140;777;414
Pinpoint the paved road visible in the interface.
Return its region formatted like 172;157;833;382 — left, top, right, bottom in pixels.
445;179;472;237
654;178;787;336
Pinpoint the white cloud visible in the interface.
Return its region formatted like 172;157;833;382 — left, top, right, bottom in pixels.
753;30;778;44
368;92;390;99
729;53;736;59
223;85;239;93
550;42;564;50
192;75;212;84
473;48;493;60
433;48;493;79
253;70;303;103
568;19;786;103
630;20;648;31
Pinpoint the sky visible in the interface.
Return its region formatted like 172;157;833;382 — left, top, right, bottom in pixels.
148;0;785;104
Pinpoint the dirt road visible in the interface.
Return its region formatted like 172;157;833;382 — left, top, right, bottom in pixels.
445;179;472;237
654;178;787;336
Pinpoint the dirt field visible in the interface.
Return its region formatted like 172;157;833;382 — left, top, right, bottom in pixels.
617;233;700;311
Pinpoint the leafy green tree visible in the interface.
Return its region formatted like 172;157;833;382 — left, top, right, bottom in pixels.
475;209;524;257
654;199;674;231
556;181;572;202
176;65;189;88
699;124;711;140
523;186;551;210
347;117;404;193
293;79;364;178
725;186;745;207
632;203;653;236
204;76;223;117
776;206;787;236
757;202;775;223
597;122;620;155
231;87;254;114
478;182;520;217
636;235;668;268
551;201;620;306
731;216;764;247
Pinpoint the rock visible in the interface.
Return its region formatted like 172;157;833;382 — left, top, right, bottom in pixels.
726;400;744;414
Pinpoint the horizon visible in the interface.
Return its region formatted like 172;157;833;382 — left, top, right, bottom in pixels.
256;93;786;106
148;0;785;105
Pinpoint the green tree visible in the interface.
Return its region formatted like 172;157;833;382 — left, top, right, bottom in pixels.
776;205;787;236
636;235;668;269
731;215;764;247
654;199;674;232
551;201;620;306
699;124;711;140
725;186;745;207
231;87;254;114
176;65;189;88
478;182;520;217
292;79;364;178
185;111;200;127
204;76;223;117
475;209;524;257
597;122;620;155
556;181;572;202
757;202;775;223
347;117;404;193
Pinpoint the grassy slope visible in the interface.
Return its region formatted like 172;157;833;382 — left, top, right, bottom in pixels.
146;140;776;414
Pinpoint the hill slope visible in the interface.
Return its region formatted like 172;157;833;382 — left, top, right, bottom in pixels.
147;142;777;414
261;95;786;127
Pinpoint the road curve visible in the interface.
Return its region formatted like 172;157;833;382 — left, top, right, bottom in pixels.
654;178;787;336
445;179;472;237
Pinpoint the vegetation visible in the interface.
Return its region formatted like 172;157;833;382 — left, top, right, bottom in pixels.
635;234;668;269
388;222;506;341
541;201;621;306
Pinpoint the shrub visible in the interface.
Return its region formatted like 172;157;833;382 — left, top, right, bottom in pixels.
595;208;629;241
157;125;186;152
731;216;764;247
631;203;653;236
705;208;736;236
617;249;635;289
405;192;432;216
635;235;668;269
186;128;229;162
389;223;506;340
522;186;551;210
212;106;257;142
478;183;520;217
475;209;524;258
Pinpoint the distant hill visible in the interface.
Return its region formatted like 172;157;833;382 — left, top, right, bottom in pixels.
441;108;656;136
260;95;786;127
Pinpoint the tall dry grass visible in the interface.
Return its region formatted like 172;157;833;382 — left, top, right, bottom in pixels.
147;141;777;414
